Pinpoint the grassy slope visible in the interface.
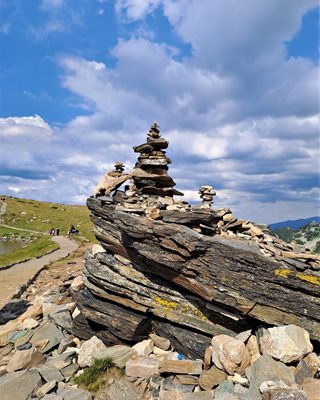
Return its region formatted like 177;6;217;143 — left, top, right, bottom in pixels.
2;197;94;242
0;234;59;268
0;196;95;267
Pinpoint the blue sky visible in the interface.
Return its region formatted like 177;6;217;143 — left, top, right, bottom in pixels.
0;0;319;224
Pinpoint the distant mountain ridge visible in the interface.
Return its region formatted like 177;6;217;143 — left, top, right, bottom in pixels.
268;216;320;231
269;218;320;254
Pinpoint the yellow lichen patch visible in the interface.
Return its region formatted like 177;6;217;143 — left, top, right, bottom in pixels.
154;297;208;321
191;308;208;321
274;268;292;279
154;297;179;310
295;273;320;286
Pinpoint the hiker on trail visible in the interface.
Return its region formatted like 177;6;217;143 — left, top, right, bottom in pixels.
67;224;79;237
55;228;60;236
49;228;55;235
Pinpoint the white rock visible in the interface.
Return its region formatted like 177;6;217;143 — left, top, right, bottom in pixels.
78;336;107;368
20;318;39;329
259;380;290;393
227;373;249;386
259;325;313;363
91;244;105;256
71;276;85;291
132;339;154;357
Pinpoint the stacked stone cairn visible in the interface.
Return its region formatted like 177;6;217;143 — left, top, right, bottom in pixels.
109;161;125;176
199;186;216;209
0;122;319;399
67;122;320;398
131;122;184;197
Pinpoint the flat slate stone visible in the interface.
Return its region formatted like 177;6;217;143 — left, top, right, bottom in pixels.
37;365;65;382
160;210;215;226
56;387;93;400
159;359;203;375
30;321;65;353
0;369;42;400
99;345;137;368
246;355;295;400
45;351;76;370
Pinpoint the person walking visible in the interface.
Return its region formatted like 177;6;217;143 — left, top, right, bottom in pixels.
55;228;60;236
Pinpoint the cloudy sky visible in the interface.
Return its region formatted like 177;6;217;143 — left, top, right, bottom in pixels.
0;0;319;224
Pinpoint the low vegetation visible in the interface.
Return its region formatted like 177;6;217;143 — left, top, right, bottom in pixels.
0;233;59;268
73;358;124;393
272;221;320;253
2;196;95;242
0;196;95;267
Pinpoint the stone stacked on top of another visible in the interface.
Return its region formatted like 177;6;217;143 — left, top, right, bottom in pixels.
94;161;129;197
108;161;125;177
199;185;216;209
131;122;184;198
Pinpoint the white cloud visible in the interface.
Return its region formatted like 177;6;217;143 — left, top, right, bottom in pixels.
41;0;65;11
1;1;318;224
115;0;161;20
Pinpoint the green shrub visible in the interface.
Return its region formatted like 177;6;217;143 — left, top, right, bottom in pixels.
74;358;121;392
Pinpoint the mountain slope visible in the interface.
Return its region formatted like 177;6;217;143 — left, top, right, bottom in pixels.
271;221;320;253
269;216;320;231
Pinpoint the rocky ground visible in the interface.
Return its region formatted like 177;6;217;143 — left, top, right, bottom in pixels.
0;244;319;400
0;236;78;308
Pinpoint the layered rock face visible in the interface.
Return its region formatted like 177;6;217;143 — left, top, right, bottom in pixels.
74;123;320;359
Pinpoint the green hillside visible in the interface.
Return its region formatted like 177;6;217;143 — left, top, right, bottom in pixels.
2;196;94;241
0;196;94;267
273;221;320;253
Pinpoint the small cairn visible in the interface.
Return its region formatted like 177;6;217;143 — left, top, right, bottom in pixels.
199;185;216;209
108;161;125;177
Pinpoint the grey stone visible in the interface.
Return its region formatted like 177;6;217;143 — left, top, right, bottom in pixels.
149;333;171;350
46;351;76;370
36;380;57;397
14;330;34;349
262;389;309;400
183;391;214;399
49;311;73;331
234;383;249;400
102;377;146;400
57;337;74;354
60;363;79;378
235;330;252;343
16;343;32;351
56;387;93;400
246;355;295;400
0;369;42;400
42;395;63;400
295;352;320;385
8;330;29;343
37;365;65;383
30;321;65;353
260;380;290;393
161;376;194;393
6;348;34;372
99;345;138;368
215;394;238;400
214;380;235;399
